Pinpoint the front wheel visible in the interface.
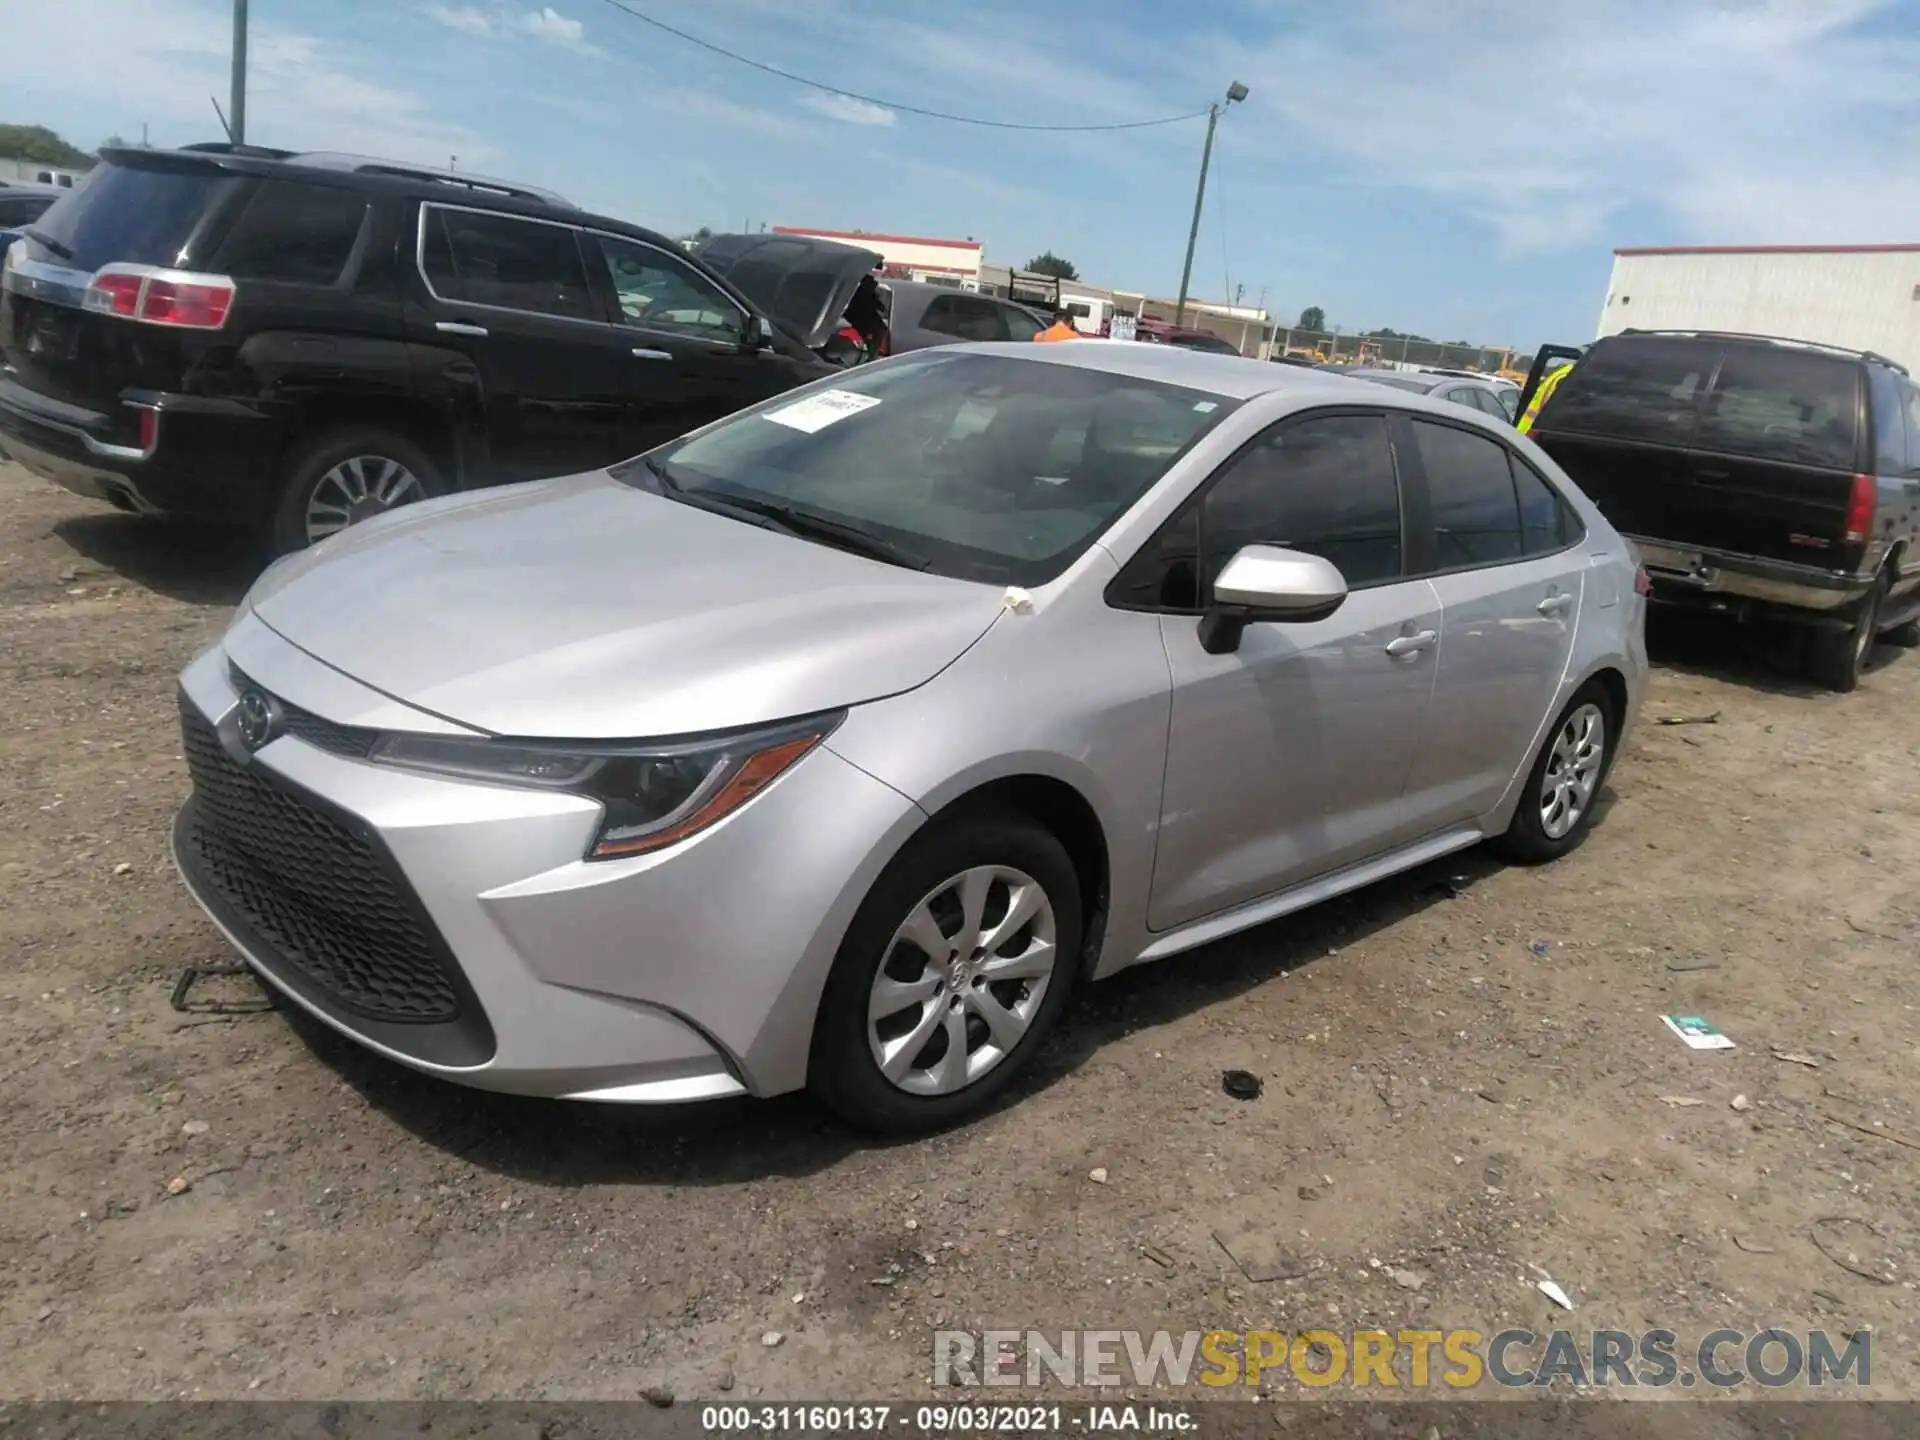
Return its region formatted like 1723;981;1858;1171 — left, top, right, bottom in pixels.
809;811;1081;1133
1495;684;1617;865
269;428;447;555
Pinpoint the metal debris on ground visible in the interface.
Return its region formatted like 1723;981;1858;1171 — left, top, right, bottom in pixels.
1823;1113;1920;1152
1654;711;1721;726
169;965;273;1015
1731;1235;1776;1255
1808;1217;1897;1285
1659;1096;1705;1108
1664;958;1721;973
1773;1050;1823;1068
1140;1244;1175;1269
1221;1069;1263;1100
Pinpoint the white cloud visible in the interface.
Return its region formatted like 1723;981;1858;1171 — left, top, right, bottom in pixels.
422;3;497;36
519;6;584;44
1213;0;1920;252
802;92;896;127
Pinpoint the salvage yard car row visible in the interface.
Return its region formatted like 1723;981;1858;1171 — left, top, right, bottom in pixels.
0;141;1905;1135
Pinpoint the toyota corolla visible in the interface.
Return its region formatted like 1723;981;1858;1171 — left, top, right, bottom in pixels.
172;344;1646;1132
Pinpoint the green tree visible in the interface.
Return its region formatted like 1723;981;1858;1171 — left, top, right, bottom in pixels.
680;225;713;245
1026;251;1079;281
1296;305;1325;332
0;124;94;168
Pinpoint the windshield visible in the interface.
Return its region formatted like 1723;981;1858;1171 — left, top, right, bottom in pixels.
625;351;1240;585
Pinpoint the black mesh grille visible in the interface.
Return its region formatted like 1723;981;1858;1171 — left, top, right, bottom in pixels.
178;698;462;1023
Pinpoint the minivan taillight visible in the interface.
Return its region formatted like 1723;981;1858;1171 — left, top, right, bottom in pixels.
84;264;234;330
1843;473;1877;545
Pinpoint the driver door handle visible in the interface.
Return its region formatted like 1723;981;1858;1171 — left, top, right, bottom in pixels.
1537;592;1574;616
631;348;674;361
435;321;489;337
1385;629;1437;657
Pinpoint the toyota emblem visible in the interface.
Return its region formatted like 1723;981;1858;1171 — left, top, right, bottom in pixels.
235;687;281;752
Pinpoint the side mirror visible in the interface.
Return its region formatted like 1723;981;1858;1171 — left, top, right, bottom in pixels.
1197;544;1348;655
742;312;772;351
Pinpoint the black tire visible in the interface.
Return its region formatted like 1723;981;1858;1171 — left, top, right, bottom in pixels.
1884;608;1920;648
1807;578;1882;693
269;427;447;556
1495;681;1619;866
809;809;1082;1134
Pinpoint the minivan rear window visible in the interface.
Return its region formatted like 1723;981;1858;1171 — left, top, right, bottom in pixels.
1537;338;1707;444
24;163;239;272
1699;345;1860;470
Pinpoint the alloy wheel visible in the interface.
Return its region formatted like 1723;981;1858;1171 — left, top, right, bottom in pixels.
306;455;426;543
1539;702;1606;840
866;865;1059;1097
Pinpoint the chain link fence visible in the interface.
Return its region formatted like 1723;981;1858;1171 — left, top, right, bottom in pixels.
1272;329;1532;377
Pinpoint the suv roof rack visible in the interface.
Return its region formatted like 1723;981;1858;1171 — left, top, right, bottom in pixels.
287;153;574;208
1617;327;1909;376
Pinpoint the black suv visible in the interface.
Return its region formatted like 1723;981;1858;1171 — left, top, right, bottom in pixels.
1521;329;1920;691
0;146;880;551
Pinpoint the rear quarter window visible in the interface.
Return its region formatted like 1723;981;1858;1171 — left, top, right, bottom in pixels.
1699;346;1861;470
1538;338;1709;445
25;163;241;271
214;179;369;286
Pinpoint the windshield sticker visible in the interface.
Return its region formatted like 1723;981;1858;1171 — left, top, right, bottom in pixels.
763;389;883;434
1192;401;1219;413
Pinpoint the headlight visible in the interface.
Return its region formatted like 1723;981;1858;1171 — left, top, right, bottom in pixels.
368;712;842;859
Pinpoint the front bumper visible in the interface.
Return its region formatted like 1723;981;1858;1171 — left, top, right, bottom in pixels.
169;618;924;1101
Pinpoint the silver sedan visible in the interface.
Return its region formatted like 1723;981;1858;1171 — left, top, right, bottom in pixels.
171;346;1647;1132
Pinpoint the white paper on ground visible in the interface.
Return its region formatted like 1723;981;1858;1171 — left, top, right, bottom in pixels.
1537;1279;1574;1310
763;389;882;434
1661;1014;1736;1050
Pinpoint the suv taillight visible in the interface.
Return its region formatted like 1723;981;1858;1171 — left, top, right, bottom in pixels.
1634;564;1652;597
1843;473;1877;545
84;264;234;330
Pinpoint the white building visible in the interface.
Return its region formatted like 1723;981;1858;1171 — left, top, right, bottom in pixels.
772;226;982;286
1599;244;1920;370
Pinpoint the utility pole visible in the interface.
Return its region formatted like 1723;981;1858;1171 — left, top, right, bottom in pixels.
230;0;249;146
1175;81;1246;328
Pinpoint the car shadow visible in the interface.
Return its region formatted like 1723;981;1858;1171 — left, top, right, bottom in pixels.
296;833;1577;1185
53;514;261;608
1644;607;1898;697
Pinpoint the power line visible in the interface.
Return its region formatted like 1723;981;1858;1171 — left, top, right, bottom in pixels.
592;0;1212;132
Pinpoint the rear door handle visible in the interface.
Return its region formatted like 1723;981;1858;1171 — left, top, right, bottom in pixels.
1385;629;1437;657
1537;593;1574;616
435;321;489;337
631;348;674;361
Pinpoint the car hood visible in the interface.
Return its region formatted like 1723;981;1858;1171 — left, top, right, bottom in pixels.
697;232;883;351
246;473;1007;739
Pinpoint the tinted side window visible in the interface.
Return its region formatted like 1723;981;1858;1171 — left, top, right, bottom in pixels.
423;206;597;322
590;234;743;344
1867;366;1908;476
1513;458;1580;555
920;295;967;338
1413;419;1522;567
1002;304;1043;342
1201;414;1403;589
0;195;53;226
1538;338;1709;444
216;180;367;285
1442;387;1484;415
1700;346;1860;469
923;296;1005;342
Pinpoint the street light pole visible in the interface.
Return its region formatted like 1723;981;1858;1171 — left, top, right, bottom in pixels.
230;0;249;146
1175;80;1246;328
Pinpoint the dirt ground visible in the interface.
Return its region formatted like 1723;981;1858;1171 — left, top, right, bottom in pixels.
2;457;1917;1408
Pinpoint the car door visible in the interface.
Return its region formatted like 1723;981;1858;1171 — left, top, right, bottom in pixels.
1399;415;1587;829
1148;410;1444;931
409;202;629;483
582;231;798;454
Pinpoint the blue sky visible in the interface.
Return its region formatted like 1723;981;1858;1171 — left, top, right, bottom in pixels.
7;0;1920;350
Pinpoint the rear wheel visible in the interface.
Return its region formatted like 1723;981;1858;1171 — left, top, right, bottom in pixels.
1495;683;1617;865
809;810;1081;1133
270;428;446;555
1808;577;1882;693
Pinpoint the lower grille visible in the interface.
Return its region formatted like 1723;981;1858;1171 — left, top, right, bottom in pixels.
178;697;462;1024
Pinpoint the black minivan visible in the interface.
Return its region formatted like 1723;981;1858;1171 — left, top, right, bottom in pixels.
1522;329;1920;691
0;145;883;552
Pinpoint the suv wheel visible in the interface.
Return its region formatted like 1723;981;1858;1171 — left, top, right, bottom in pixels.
1809;577;1883;693
271;428;446;555
1495;683;1617;865
810;810;1081;1133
